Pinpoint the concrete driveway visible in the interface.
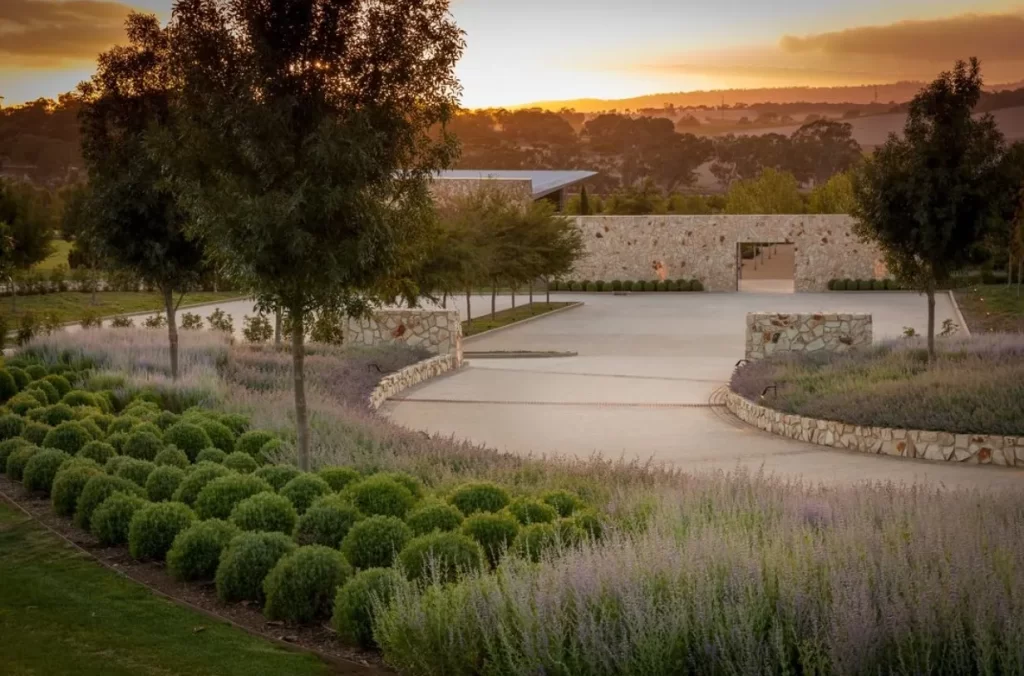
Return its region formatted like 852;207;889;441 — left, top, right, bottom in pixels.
385;291;1024;491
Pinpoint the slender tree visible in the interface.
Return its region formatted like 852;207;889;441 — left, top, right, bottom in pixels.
853;59;1008;358
165;0;464;469
579;186;591;216
0;178;54;310
78;14;206;380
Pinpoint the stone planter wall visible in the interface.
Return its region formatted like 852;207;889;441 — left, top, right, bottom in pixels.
343;309;462;365
725;390;1023;467
369;354;458;410
745;312;872;360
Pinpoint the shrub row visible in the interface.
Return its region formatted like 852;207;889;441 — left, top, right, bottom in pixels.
550;279;704;292
827;278;902;291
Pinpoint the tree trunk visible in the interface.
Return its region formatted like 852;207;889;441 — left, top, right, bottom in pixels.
465;288;472;324
290;310;310;471
10;279;16;313
442;292;448;309
163;287;180;381
1018;260;1022;297
274;308;282;346
529;281;534;313
491;282;496;320
925;281;936;362
511;288;516;310
545;277;550;304
1008;257;1013;287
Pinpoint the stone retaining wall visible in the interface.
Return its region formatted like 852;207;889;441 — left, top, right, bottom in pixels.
343;309;462;364
746;312;872;360
369;354;458;410
572;215;883;292
725;390;1023;467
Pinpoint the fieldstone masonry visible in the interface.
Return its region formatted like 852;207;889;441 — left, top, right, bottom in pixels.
745;312;872;360
572;215;882;292
369;354;458;410
726;391;1024;467
343;309;462;365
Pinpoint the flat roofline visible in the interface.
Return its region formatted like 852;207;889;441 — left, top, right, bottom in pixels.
434;170;598;200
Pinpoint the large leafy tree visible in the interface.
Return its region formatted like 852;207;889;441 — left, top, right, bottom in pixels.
0;178;54;310
165;0;464;469
78;14;206;381
789;119;862;186
853;59;1009;358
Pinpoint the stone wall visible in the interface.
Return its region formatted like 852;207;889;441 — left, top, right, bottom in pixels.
725;390;1023;467
745;312;872;360
429;178;533;208
369;354;458;410
572;215;882;292
343;309;462;364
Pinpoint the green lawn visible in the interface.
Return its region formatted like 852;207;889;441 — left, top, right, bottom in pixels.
463;302;573;337
953;284;1024;333
2;291;243;326
32;239;74;272
0;500;332;676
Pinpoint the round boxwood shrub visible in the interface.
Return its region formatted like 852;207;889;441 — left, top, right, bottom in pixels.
25;364;48;381
344;475;416;518
219;413;250;437
0;437;31;470
195;448;227;464
51;460;104;517
448;482;510;515
43;374;72;398
572;510;606;541
24;388;53;410
105;432;129;453
163;422;213;461
230;492;297;534
542;489;586;517
259;438;288;461
398;532;484;582
167;519;240;581
293;495;362;548
0;414;25;441
513;523;559;562
153;445;189;469
691;280;704;292
22;448;71;494
194;474;274;520
0;369;18;402
75;474;146;530
115;458;157;487
146;465;186;502
595;280;606;292
128;501;197;561
263;546;353;624
332;568;407;649
36;403;77;427
42;421;91;455
7;366;30;391
198;419;235;453
6;445;41;481
235;430;276;459
377;471;425;499
610;280;622;292
8;393;43;416
172;461;232;506
87;413;114;433
107;417;136;435
91;492;149;546
507;497;558;525
78;440;117;466
317;466;361;492
223;451;258;474
620;280;633;291
105;454;135;476
61;390;98;408
280;474;333;514
122;430;163;461
155;410;180;430
406;502;464;536
341;516;412;570
215;531;297;604
255;464;302;491
461;512;520;566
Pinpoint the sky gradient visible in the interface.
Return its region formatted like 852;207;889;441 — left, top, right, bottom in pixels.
1;0;1023;108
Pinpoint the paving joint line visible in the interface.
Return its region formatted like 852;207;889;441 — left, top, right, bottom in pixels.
391;397;724;409
467;365;727;384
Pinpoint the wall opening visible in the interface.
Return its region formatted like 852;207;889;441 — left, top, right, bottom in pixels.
737;242;795;293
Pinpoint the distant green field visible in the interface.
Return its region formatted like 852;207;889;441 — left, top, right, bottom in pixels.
33;239;73;272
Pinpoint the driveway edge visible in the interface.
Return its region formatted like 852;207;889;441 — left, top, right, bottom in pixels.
947;290;972;336
463;302;584;343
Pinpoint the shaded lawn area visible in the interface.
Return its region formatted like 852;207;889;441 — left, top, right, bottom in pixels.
2;291;243;326
0;499;333;676
463;302;573;337
32;239;74;272
954;285;1024;333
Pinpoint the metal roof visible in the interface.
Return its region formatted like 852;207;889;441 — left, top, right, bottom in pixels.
435;170;598;199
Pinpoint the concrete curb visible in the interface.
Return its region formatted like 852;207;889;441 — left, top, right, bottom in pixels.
464;350;578;359
463;302;584;343
368;354;460;410
947;290;972;337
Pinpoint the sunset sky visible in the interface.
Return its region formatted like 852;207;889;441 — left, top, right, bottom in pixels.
1;0;1023;108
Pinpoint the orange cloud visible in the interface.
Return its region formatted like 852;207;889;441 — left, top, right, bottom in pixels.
781;12;1024;62
0;0;135;68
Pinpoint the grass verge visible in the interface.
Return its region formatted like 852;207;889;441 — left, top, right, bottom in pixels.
954;284;1024;333
463;302;573;337
32;239;74;272
2;291;243;326
0;498;332;676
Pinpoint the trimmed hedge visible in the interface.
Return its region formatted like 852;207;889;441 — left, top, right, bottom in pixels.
554;278;705;293
263;546;353;624
167;519;241;582
215;531;297;604
0;414;25;441
230;492;298;534
194;474;274;520
829;278;901;291
128;501;197;561
293;495;362;548
146;465;187;502
397;532;483;582
332;568;407;649
341;516;413;570
91;492;149;546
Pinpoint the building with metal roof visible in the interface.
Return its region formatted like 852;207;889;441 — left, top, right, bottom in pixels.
432;170;597;210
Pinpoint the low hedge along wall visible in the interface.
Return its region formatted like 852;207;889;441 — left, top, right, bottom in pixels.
551;279;704;292
828;279;901;291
